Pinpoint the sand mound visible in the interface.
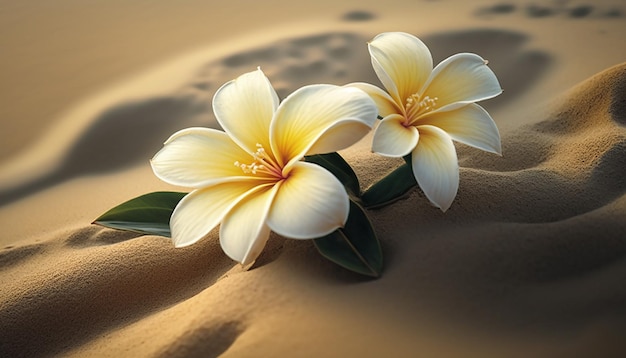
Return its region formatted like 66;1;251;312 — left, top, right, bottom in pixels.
1;53;625;357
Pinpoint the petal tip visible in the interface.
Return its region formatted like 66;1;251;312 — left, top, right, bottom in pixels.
240;259;256;270
172;237;192;248
429;194;454;213
439;201;452;212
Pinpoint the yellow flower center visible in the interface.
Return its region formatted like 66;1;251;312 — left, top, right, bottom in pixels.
405;93;438;125
234;143;285;179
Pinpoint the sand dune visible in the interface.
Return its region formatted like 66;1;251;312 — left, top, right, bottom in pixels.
1;0;626;356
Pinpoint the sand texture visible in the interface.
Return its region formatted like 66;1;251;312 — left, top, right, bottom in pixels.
1;0;626;356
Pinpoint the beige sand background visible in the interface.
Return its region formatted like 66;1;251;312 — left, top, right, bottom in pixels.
1;0;626;356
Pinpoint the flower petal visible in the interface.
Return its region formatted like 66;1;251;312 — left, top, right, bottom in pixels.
220;183;279;265
212;68;279;155
368;32;433;105
305;120;373;155
372;114;419;157
347;82;401;118
151;127;258;188
412;125;459;212
421;53;502;111
267;161;349;239
271;85;377;167
170;181;264;247
420;103;501;155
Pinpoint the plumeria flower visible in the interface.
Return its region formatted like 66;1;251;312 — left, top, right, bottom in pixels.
151;68;377;265
351;32;502;212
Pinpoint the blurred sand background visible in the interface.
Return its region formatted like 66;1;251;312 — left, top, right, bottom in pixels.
1;0;626;356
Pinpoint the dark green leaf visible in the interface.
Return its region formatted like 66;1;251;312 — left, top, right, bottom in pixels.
361;163;416;209
93;191;186;237
314;200;382;277
403;153;412;165
305;152;360;197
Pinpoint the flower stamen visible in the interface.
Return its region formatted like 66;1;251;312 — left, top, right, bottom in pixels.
234;143;284;178
405;93;438;124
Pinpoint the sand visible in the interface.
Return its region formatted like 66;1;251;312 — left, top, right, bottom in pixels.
1;0;626;356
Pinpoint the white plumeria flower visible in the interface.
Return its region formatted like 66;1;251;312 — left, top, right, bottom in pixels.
151;69;377;265
351;32;502;212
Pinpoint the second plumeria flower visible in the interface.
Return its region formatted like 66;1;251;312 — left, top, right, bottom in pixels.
151;68;377;266
352;32;502;212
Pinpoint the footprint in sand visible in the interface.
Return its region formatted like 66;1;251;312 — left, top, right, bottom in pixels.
0;29;550;206
157;320;245;357
475;1;624;19
340;10;376;22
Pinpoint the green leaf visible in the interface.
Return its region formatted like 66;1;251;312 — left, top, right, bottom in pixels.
403;153;412;165
361;163;416;209
93;191;187;237
314;200;383;277
305;152;360;197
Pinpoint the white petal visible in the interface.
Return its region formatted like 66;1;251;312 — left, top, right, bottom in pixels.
212;68;279;154
267;161;349;239
170;181;264;247
412;125;459;212
305;120;373;155
347;82;401;118
220;184;279;265
368;32;433;105
421;53;502;111
372;114;419;157
151;127;256;188
420;104;501;155
271;85;377;167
